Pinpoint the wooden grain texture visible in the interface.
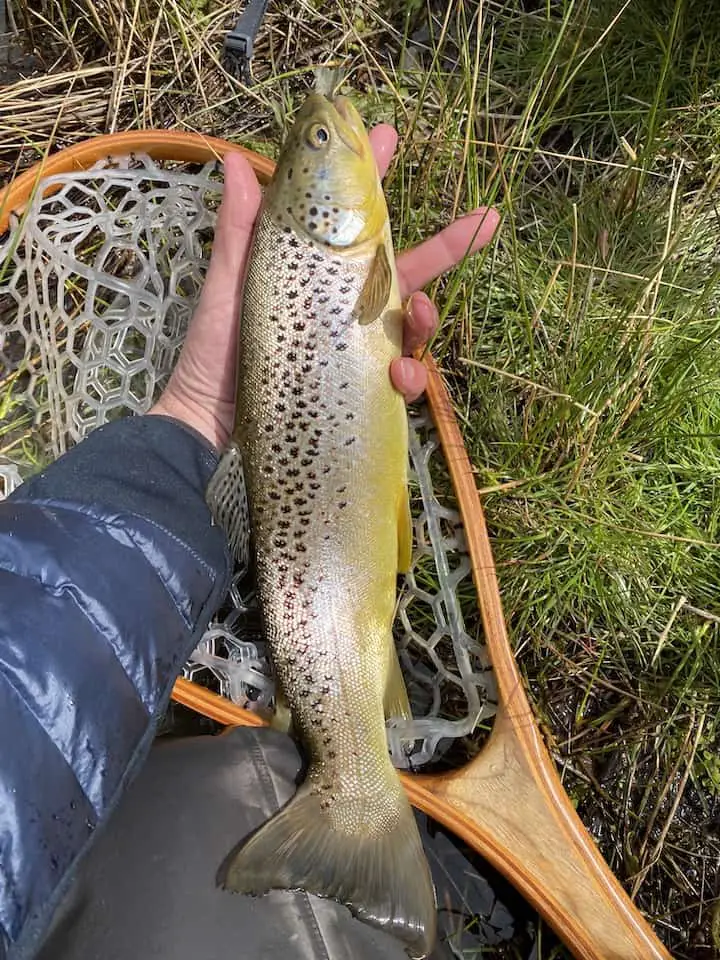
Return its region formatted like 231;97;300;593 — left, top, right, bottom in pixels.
1;131;671;960
0;129;276;233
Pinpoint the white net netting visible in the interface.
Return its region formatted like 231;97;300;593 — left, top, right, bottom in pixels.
0;152;497;768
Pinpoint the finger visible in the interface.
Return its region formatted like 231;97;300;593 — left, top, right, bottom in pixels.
396;206;500;299
203;150;262;297
369;124;398;180
178;152;262;393
390;357;427;403
403;292;438;355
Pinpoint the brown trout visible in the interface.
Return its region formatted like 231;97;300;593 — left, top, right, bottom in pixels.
207;92;436;957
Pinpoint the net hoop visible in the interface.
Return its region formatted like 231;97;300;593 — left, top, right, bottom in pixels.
0;131;669;960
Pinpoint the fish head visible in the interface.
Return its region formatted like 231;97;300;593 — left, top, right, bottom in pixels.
265;92;388;250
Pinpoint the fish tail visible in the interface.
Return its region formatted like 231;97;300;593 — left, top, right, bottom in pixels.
220;781;437;958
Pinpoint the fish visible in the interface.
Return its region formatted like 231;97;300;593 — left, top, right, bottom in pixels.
206;91;437;958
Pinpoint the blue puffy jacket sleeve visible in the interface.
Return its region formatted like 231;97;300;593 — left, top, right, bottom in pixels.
0;415;232;960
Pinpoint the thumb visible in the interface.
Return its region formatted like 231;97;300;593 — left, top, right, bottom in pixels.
200;150;263;315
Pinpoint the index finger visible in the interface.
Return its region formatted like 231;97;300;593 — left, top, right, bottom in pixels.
396;208;500;299
369;124;399;180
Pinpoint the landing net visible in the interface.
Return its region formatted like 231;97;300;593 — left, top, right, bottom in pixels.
0;153;497;768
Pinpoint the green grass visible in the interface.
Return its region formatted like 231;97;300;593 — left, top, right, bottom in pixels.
4;0;720;955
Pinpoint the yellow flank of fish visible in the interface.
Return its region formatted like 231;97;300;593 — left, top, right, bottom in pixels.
207;92;437;958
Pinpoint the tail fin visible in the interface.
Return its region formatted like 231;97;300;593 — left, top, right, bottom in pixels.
220;783;437;958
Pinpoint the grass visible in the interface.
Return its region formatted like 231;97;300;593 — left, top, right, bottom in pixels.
3;0;720;956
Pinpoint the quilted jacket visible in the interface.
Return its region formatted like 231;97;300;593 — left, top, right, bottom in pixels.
0;416;231;960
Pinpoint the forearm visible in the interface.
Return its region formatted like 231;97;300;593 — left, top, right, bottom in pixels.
0;415;230;960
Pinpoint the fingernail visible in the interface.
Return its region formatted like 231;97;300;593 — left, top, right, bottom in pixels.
397;357;415;381
407;292;438;337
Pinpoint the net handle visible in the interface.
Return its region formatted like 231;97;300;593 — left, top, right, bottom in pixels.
0;130;276;234
1;131;669;960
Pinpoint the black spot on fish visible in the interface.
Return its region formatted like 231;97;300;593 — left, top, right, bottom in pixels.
309;206;318;216
287;168;293;180
308;222;318;231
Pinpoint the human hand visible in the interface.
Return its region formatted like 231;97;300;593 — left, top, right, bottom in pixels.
150;126;500;450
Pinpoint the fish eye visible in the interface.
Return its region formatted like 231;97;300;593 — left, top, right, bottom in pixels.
307;124;330;148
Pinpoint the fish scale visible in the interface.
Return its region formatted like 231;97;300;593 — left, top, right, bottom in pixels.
239;213;404;827
208;92;437;958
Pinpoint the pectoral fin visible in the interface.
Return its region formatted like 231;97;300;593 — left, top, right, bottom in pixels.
355;243;393;326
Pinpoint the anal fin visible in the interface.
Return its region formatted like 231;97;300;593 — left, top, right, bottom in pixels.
385;643;412;722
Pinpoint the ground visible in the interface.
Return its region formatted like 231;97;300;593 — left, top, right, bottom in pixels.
2;1;720;957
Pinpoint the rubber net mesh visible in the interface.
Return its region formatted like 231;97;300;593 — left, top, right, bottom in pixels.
0;153;497;769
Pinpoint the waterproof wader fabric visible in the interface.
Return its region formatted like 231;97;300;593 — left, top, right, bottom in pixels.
36;726;410;960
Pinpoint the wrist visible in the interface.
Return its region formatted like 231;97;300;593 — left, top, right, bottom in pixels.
148;392;230;452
